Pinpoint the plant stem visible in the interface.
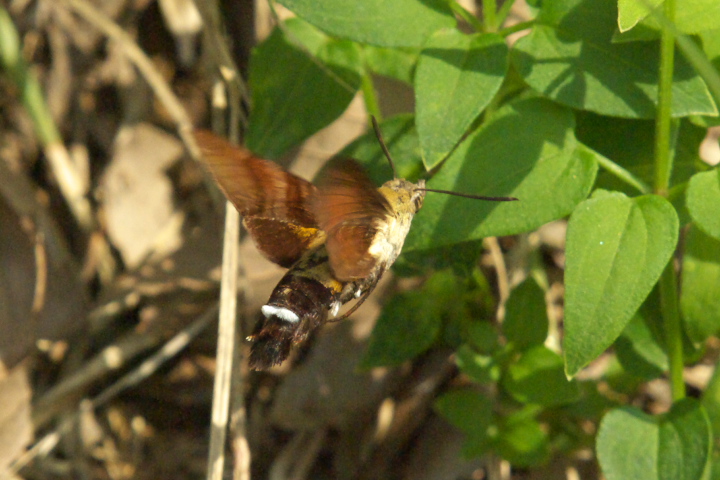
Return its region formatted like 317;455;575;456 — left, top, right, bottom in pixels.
449;1;484;32
660;263;685;401
654;0;676;197
482;0;497;31
595;154;651;194
654;0;685;401
499;20;535;38
496;0;518;28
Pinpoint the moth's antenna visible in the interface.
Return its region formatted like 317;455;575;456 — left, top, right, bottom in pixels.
371;115;398;179
417;188;518;202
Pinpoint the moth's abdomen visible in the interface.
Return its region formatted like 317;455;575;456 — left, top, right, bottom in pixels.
248;270;339;369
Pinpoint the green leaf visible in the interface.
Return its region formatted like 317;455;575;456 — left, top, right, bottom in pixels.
687;169;720;240
617;0;663;32
363;45;419;84
597;400;712;480
404;97;598;252
503;346;580;407
361;271;459;367
701;361;720;439
495;408;549;466
435;389;495;457
455;345;500;384
339;114;423;185
620;0;720;35
615;313;668;380
276;0;456;47
246;24;361;158
681;226;720;344
511;0;717;118
415;30;508;169
503;278;548;351
576;113;706;195
564;193;678;376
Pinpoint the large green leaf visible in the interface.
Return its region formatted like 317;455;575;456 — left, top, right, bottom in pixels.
511;0;717;118
564;193;678;376
617;0;663;32
615;312;668;380
681;226;720;344
338;114;423;184
404;97;598;252
687;169;720;240
245;23;361;158
415;30;508;169
597;400;712;480
363;45;419;84
276;0;455;47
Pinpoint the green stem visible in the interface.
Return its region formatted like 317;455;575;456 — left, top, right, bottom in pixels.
449;1;484;32
361;73;382;122
660;263;685;401
482;0;497;31
595;155;651;195
654;0;684;402
499;20;535;38
0;7;61;145
654;0;676;196
496;0;518;28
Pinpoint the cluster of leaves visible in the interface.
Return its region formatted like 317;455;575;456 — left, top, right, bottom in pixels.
244;0;720;477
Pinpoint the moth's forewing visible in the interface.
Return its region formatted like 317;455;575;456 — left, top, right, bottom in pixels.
193;130;324;267
312;159;391;281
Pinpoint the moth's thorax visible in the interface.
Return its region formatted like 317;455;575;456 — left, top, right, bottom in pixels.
370;178;426;268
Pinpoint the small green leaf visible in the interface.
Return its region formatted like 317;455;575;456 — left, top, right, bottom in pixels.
276;0;456;47
246;25;361;158
503;346;580;407
681;226;720;344
495;408;549;466
503;278;548;351
415;30;508;169
687;169;720;240
564;193;678;376
455;345;500;384
404;98;598;252
361;271;459;367
511;0;717;118
597;400;712;480
435;389;494;457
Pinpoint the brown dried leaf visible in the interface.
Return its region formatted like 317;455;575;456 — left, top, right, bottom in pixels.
101;123;185;268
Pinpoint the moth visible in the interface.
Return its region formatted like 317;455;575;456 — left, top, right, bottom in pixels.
193;120;516;369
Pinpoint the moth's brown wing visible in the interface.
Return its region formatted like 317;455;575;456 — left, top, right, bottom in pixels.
312;159;391;281
193;130;323;267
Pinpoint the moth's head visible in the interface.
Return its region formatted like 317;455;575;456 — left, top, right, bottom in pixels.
380;178;426;214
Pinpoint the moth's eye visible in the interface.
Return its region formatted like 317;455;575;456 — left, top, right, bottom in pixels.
413;194;424;212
